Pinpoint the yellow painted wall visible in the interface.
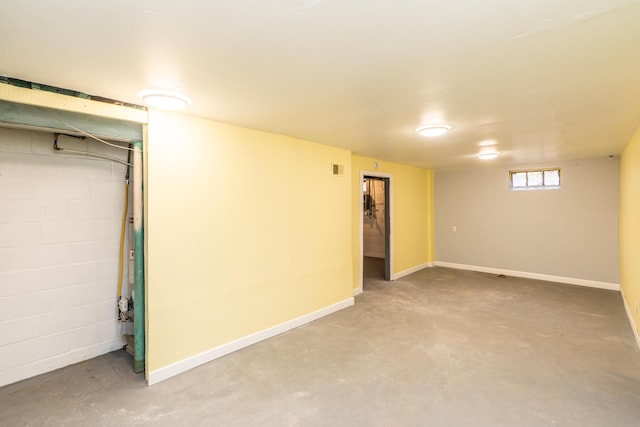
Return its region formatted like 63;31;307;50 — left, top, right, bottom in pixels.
351;156;434;288
146;110;353;372
620;125;640;338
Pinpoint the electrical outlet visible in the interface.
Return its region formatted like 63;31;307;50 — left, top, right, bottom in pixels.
452;226;457;232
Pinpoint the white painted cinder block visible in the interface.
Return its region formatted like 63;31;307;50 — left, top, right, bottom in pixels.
0;128;32;153
0;338;124;387
65;157;114;181
67;199;115;221
0;176;35;199
95;219;122;241
1;289;68;323
78;280;118;305
97;319;121;341
91;181;125;200
0;317;40;346
0;127;130;386
3;332;70;371
1;152;67;178
68;324;100;349
41;220;98;244
34;178;91;200
2;199;67;222
0;248;9;271
39;304;100;336
67;240;118;264
95;260;120;282
8;244;70;270
0;222;42;247
0;263;98;298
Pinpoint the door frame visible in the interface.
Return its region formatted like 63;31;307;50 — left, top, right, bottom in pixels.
357;170;393;294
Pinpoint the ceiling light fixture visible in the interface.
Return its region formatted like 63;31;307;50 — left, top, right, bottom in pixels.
139;89;191;110
416;124;452;137
477;151;500;160
478;139;497;147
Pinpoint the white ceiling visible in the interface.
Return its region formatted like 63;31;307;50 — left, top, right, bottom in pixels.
2;0;640;169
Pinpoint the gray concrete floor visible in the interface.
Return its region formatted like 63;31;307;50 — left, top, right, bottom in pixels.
2;259;640;426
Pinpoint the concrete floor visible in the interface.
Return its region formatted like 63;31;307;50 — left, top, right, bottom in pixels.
2;259;640;426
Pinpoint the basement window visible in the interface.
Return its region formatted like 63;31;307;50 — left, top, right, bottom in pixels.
509;168;560;190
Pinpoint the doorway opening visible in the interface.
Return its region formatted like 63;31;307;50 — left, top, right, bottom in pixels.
362;174;391;288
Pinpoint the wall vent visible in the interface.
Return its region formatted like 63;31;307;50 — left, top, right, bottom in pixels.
332;163;344;175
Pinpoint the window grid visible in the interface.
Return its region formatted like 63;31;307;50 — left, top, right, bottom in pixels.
509;168;561;190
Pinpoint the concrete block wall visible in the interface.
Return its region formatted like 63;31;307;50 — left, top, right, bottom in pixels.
0;127;131;387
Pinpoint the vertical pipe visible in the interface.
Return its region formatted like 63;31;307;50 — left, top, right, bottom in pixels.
132;140;145;374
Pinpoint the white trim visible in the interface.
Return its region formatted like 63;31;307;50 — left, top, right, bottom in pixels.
392;262;433;280
359;171;394;293
434;261;620;291
620;287;640;352
147;297;354;386
353;287;363;296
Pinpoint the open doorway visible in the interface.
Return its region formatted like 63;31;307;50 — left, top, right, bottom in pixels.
362;175;391;285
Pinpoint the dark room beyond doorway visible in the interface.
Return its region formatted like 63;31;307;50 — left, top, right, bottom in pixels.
363;176;390;281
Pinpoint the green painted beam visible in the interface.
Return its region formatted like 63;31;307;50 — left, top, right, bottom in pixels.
1;77;143;107
0;99;142;141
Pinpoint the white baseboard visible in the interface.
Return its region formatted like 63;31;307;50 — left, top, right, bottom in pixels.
392;262;433;280
434;261;620;291
353;287;363;296
620;287;640;352
0;338;125;388
147;297;355;386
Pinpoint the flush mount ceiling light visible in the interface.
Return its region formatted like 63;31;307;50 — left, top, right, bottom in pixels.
415;124;452;137
478;139;497;147
477;151;500;160
139;89;191;110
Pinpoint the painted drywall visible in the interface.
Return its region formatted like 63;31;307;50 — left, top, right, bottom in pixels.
620;126;640;340
0;127;131;387
146;110;353;374
351;156;434;288
435;158;620;284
